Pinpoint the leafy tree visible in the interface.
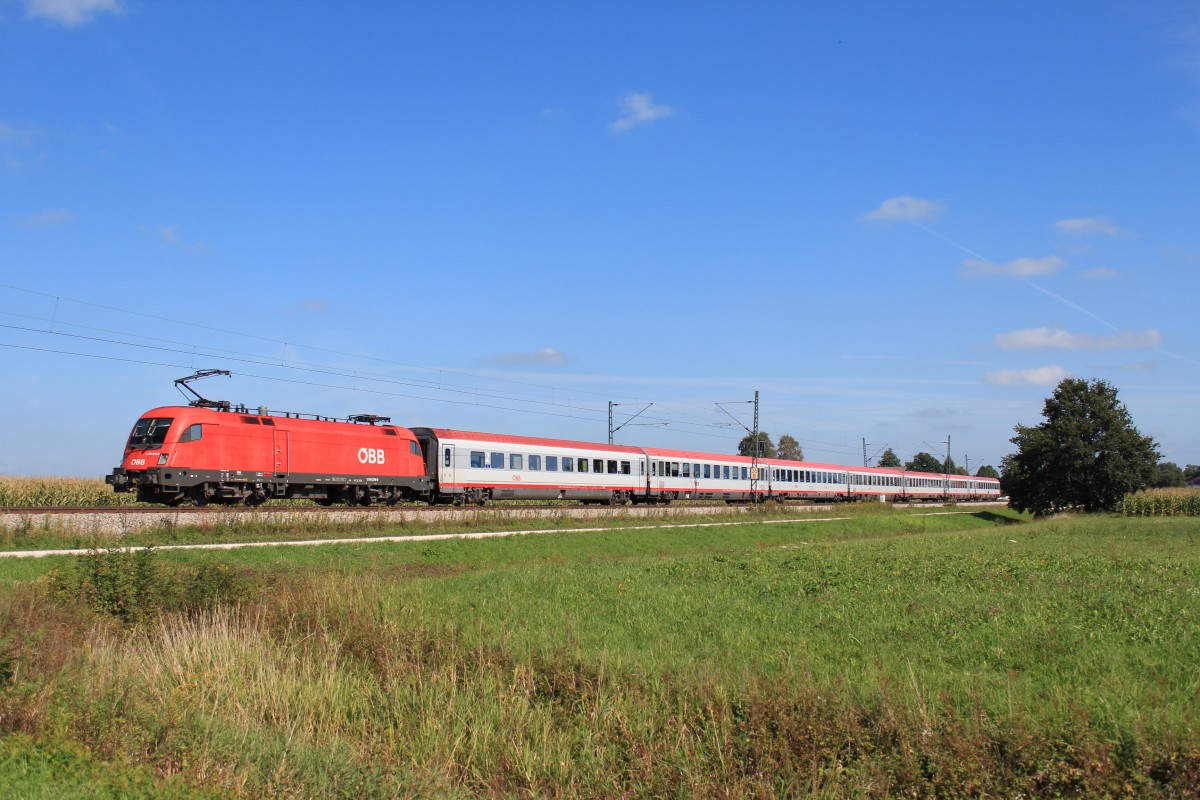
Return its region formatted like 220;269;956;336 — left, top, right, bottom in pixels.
1003;378;1158;516
1185;464;1200;482
975;464;1000;480
904;452;945;474
776;434;803;461
1152;462;1187;488
737;432;776;458
876;448;902;468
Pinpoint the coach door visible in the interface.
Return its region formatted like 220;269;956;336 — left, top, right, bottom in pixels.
441;444;455;485
273;430;290;478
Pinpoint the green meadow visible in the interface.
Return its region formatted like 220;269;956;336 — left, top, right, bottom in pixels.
1;508;1197;798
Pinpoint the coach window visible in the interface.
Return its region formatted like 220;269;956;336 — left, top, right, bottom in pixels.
546;456;558;471
593;459;604;474
693;463;701;478
529;455;541;471
562;457;573;473
471;451;485;468
490;452;504;470
622;461;631;475
510;454;523;470
720;465;728;480
577;458;588;473
682;463;691;478
444;448;452;468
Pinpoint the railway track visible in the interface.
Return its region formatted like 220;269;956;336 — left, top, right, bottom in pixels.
0;500;1006;537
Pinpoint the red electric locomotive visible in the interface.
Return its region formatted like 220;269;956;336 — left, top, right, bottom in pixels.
106;372;430;506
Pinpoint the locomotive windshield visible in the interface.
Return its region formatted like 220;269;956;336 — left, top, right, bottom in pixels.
127;417;173;449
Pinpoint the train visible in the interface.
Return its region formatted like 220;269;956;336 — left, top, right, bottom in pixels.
106;396;1001;507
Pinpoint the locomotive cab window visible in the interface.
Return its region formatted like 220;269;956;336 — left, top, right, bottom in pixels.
128;417;173;448
411;441;421;456
178;424;202;443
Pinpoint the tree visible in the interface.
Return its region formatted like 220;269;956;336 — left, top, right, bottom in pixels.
876;448;902;468
1152;462;1187;488
776;434;803;461
905;452;945;474
1003;378;1158;516
1185;465;1200;482
975;464;1000;480
737;432;775;458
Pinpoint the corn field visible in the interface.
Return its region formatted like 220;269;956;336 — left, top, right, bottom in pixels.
1120;489;1200;517
0;476;139;508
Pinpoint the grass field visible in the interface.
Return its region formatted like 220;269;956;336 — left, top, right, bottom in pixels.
1;508;1198;797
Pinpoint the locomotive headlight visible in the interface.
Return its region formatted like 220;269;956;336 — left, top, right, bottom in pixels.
158;454;169;465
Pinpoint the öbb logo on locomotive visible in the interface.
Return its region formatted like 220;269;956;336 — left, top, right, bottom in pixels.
357;448;386;465
106;374;1002;508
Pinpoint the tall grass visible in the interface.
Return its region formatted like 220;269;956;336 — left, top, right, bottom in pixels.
2;512;1198;797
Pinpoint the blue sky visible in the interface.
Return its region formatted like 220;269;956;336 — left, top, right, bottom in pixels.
2;0;1198;476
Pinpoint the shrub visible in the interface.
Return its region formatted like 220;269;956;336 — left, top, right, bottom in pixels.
51;549;253;624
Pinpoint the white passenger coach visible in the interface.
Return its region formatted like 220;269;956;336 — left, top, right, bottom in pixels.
412;428;1001;506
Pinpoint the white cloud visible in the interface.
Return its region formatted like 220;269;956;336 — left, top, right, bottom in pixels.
983;365;1072;387
1077;267;1121;281
961;255;1064;278
0;121;35;147
285;299;329;315
155;224;209;252
994;327;1162;350
863;195;944;222
24;0;121;26
487;348;569;365
18;209;74;227
610;93;675;133
1054;217;1124;237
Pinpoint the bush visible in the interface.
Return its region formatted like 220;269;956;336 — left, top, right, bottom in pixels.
52;549;253;624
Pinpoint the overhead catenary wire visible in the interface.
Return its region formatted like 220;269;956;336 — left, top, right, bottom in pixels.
0;283;864;456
